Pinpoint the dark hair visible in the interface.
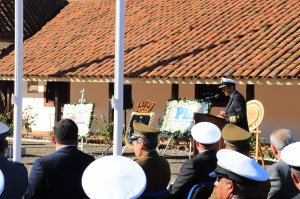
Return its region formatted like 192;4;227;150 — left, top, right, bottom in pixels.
54;119;78;145
136;136;158;151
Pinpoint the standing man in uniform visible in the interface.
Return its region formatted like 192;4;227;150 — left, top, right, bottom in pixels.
219;77;249;131
0;122;28;199
131;121;171;195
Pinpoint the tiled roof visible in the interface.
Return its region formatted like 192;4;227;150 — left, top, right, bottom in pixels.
0;0;299;81
0;0;67;40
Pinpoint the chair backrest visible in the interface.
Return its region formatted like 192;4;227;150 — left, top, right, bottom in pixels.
140;189;170;199
187;182;214;199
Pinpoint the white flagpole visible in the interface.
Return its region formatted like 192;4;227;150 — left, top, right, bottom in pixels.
113;0;125;155
13;0;23;162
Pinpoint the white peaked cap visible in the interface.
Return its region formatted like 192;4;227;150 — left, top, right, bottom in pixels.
211;149;268;182
191;122;221;144
221;77;237;84
281;142;300;168
0;170;4;196
82;155;146;199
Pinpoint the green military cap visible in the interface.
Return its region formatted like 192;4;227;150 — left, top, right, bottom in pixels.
130;121;159;140
222;123;251;147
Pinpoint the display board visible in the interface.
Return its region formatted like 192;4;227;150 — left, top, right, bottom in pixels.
62;103;95;137
161;100;210;135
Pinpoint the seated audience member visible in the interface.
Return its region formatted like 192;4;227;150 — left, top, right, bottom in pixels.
0;122;28;199
82;155;146;199
25;119;95;199
281;142;300;191
168;122;221;198
222;123;251;156
267;129;299;199
209;124;270;199
131;121;171;193
210;149;269;199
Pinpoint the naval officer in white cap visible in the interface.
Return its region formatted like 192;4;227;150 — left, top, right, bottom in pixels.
281;142;300;191
219;77;249;131
210;149;269;199
82;155;146;199
0;122;28;198
168;122;221;198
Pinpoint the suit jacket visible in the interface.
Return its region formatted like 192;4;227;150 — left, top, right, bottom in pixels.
0;157;28;199
136;150;171;193
168;150;217;199
25;146;95;199
267;159;300;199
224;90;249;131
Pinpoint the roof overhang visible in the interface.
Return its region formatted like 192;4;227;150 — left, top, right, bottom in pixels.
1;76;300;86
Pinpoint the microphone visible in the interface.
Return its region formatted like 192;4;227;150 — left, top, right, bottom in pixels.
204;94;220;101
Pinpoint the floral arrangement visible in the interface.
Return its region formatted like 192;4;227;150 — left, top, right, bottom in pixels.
160;99;210;136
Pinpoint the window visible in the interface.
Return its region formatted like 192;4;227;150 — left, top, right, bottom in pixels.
44;82;70;107
27;81;38;93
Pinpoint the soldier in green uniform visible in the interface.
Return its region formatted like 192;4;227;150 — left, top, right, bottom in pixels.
131;121;171;194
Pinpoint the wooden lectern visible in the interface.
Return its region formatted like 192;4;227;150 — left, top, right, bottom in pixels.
193;113;228;156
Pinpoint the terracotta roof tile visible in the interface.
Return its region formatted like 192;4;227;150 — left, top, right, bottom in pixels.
0;0;67;41
0;0;299;80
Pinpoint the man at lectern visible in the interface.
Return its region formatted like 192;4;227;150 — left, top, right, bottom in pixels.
219;77;249;131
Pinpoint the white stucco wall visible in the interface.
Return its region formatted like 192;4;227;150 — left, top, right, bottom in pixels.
27;81;300;141
23;81;55;133
70;82;109;132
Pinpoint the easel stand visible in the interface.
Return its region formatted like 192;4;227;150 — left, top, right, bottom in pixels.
251;127;265;168
161;135;193;159
161;135;173;156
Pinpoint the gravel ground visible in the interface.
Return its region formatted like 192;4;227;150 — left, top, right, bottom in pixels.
7;139;190;182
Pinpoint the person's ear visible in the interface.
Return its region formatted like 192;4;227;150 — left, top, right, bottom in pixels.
226;179;234;193
271;145;278;156
51;136;56;145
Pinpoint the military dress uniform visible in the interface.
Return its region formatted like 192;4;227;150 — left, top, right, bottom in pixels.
219;77;249;131
210;149;270;199
0;157;28;199
0;122;28;199
131;122;171;193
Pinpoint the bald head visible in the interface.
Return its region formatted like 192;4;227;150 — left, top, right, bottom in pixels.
270;129;295;152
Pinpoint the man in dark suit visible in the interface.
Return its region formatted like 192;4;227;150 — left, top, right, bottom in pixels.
25;119;95;199
0;122;28;199
131;121;171;194
267;129;300;199
219;77;249;131
168;122;221;198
